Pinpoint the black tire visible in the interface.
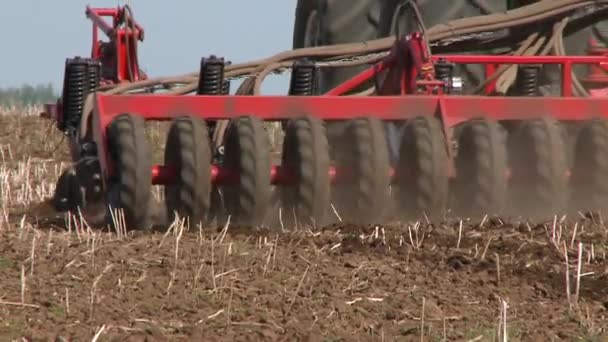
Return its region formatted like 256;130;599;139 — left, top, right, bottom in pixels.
508;117;568;219
570;118;608;214
396;116;449;221
281;116;331;227
52;167;83;213
293;0;382;162
333;117;391;224
164;116;212;228
453;118;508;218
106;113;153;230
293;0;381;93
293;0;317;51
222;116;271;226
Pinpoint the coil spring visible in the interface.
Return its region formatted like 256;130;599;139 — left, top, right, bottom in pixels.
62;58;88;132
434;62;453;81
197;56;225;95
86;60;101;94
516;65;540;96
289;59;316;96
222;80;231;95
222;61;232;95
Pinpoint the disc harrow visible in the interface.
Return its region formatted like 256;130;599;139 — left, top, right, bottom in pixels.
42;4;608;231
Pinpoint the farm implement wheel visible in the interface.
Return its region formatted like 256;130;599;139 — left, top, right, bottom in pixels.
281;116;330;228
334;117;391;224
454;118;508;218
164;116;212;229
221;116;271;226
52;167;83;213
508;117;568;219
395;116;449;221
293;0;382;163
106;113;153;231
570;118;608;215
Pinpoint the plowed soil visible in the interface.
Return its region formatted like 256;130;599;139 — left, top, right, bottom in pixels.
1;113;607;341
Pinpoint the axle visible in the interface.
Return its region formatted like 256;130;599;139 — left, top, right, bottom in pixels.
150;164;567;186
153;164;349;186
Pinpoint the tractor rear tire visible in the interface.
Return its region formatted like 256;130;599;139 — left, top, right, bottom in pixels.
164;116;212;229
570;118;608;215
222;116;271;226
106;113;153;231
333;117;391;224
508;117;568;219
293;0;381;93
293;0;383;162
281;116;331;228
396;116;449;221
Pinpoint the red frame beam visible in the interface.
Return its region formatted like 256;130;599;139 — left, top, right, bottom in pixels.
94;93;608;123
92;93;608;183
430;54;608;97
82;32;608;187
86;6;145;83
152;164;338;186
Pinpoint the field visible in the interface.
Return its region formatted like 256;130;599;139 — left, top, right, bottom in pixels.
0;107;607;341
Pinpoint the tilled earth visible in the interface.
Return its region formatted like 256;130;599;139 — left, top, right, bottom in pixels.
1;113;607;341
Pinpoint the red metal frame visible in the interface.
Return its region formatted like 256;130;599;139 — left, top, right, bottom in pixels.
92;93;608;184
41;7;608;189
581;37;608;95
42;6;148;122
86;6;146;84
89;32;608;187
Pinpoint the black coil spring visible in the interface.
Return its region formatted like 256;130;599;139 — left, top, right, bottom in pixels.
86;60;101;94
222;80;231;95
434;62;453;81
62;58;88;131
197;56;225;95
516;65;540;96
289;60;316;96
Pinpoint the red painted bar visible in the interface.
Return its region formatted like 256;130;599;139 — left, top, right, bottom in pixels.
325;61;390;96
151;164;376;186
432;55;608;65
96;94;608;122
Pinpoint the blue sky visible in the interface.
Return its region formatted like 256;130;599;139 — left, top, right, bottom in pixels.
0;1;296;94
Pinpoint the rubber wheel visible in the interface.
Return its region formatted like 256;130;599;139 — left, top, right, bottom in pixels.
52;167;83;213
293;0;382;162
508;117;568;219
281;116;330;228
396;116;449;221
222;116;271;226
333;117;390;224
570;118;608;214
164;116;212;228
453;118;508;218
293;0;381;93
106;113;153;230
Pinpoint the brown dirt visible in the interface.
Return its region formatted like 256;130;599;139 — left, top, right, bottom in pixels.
1;112;607;341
